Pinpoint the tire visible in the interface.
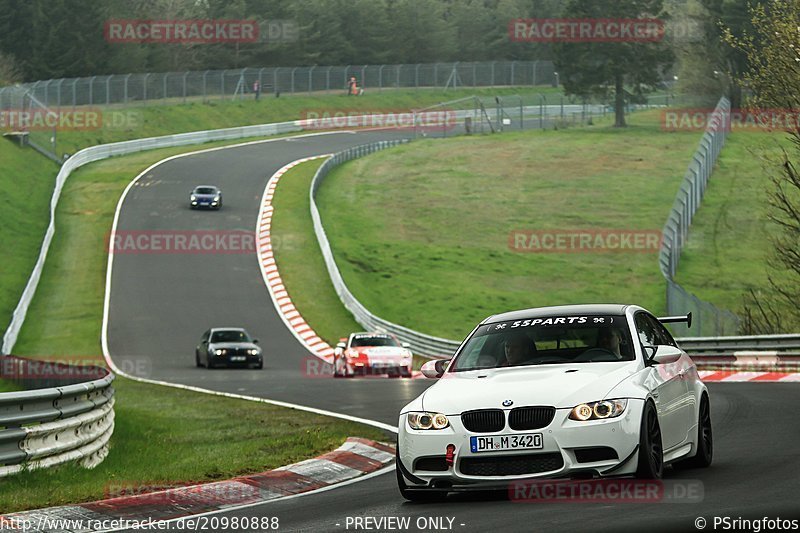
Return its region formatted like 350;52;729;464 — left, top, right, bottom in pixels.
400;368;412;378
635;401;664;479
195;351;202;368
254;361;263;370
676;394;713;468
396;453;447;502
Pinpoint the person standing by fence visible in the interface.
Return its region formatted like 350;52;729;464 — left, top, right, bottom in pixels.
253;80;261;100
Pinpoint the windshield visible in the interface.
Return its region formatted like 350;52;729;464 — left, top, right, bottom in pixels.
195;187;217;195
451;315;633;371
211;330;251;343
350;334;400;348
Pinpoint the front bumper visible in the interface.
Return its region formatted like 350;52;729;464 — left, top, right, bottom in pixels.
397;399;644;489
350;360;412;376
211;354;262;367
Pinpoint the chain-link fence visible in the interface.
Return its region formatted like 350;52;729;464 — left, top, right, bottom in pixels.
0;61;557;110
659;96;740;336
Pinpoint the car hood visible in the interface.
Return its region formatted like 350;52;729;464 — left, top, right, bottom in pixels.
208;342;258;350
420;362;638;413
193;193;218;199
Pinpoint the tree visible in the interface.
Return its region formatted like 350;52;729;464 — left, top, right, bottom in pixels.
0;51;19;85
724;0;800;331
552;0;674;127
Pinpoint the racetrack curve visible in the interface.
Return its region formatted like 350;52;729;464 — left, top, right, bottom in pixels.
107;130;800;532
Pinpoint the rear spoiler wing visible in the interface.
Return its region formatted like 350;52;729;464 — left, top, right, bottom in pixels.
657;312;692;329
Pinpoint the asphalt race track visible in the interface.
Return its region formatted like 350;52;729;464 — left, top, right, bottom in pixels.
107;129;800;532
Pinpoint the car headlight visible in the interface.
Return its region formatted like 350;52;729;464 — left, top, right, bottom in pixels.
214;196;220;201
569;399;627;421
407;412;449;430
248;349;259;356
191;195;197;201
214;349;226;356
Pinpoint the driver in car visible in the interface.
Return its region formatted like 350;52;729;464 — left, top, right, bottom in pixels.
596;328;623;357
500;331;538;366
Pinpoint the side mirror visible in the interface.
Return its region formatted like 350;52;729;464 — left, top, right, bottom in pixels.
253;339;259;344
642;345;657;361
421;358;450;379
336;342;346;349
652;345;683;365
402;342;410;349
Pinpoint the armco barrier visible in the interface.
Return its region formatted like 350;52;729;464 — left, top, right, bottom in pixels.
0;356;115;477
310;140;799;361
309;141;464;358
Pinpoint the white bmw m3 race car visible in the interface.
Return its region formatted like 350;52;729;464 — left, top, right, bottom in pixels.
396;304;712;501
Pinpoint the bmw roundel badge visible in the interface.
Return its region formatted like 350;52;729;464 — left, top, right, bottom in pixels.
502;399;513;407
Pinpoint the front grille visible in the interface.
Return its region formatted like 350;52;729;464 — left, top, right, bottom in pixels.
508;406;556;430
414;456;449;472
461;409;505;433
574;447;618;463
460;453;564;476
226;348;248;356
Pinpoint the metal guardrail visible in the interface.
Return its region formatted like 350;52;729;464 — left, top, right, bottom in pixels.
658;96;740;337
309;140;465;358
677;334;800;354
309;138;799;360
0;356;115;476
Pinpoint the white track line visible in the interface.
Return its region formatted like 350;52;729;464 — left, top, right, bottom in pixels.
101;133;398;437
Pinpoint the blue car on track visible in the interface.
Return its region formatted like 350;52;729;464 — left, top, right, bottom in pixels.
190;185;222;209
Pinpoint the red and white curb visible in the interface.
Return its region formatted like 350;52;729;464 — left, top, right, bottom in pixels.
256;155;336;364
255;157;424;379
0;438;395;532
698;370;800;382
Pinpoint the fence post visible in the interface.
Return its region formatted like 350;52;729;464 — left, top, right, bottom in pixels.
415;64;420;88
56;79;64;109
89;76;95;106
124;74;131;103
491;61;496;87
344;65;350;92
326;66;332;92
143;73;150;103
396;64;400;89
308;65;315;94
71;79;77;109
106;75;111;105
511;60;517;86
291;67;297;93
182;72;188;103
378;64;384;91
202;71;208;102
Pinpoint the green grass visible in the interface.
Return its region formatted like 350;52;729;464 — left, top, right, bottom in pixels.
315;110;703;340
0;377;385;513
48;87;566;157
0;141;58;338
12;138;283;359
271;159;363;345
4;137;390;512
0;379;21;393
676;130;793;318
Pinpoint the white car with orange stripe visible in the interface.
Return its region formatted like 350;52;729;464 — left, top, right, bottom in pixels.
333;332;413;378
396;304;712;501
